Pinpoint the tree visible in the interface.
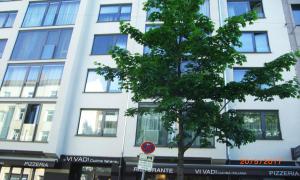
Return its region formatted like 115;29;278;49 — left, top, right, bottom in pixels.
96;0;300;179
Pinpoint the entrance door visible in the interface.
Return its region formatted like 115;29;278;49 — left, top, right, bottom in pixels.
80;166;111;180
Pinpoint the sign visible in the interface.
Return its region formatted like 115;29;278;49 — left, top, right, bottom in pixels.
0;159;56;168
61;155;119;164
141;141;156;154
292;145;300;160
138;153;154;171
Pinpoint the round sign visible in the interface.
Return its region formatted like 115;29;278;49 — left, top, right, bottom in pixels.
141;141;156;154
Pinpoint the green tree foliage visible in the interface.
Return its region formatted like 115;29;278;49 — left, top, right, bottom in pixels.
96;0;300;179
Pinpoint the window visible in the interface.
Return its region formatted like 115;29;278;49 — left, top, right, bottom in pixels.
135;103;214;147
77;109;119;136
98;4;132;22
0;11;17;28
0;39;7;58
91;34;128;55
144;25;160;54
0;103;55;142
292;5;300;26
233;68;272;89
227;0;264;18
11;29;73;60
0;64;64;98
235;32;270;53
199;0;210;17
22;0;79;27
85;70;121;93
237;110;281;140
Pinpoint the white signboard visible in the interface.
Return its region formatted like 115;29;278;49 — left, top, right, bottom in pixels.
138;153;154;171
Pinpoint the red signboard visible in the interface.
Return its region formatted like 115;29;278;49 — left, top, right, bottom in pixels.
141;142;156;154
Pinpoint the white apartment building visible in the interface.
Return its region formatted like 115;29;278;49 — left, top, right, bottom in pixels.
0;0;299;180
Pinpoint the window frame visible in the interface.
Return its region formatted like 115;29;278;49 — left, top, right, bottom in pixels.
227;0;265;18
237;110;282;140
0;103;55;143
0;11;17;28
76;108;119;137
83;69;122;93
91;34;128;55
291;4;300;26
97;4;132;23
0;63;64;98
237;31;271;53
21;0;80;28
134;102;215;148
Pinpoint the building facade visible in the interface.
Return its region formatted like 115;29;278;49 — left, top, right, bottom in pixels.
0;0;299;180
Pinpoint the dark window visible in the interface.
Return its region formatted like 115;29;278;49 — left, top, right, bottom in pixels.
0;11;17;28
0;39;7;58
22;0;80;27
98;4;132;22
227;0;264;18
292;5;300;26
235;32;270;53
237;110;281;140
11;29;73;60
135;103;214;147
85;70;121;93
77;109;119;137
0;64;64;98
91;34;128;55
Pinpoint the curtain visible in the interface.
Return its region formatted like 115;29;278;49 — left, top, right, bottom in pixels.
255;33;269;52
56;1;79;25
23;3;47;27
99;6;119;22
199;0;210;17
43;2;59;26
54;29;72;58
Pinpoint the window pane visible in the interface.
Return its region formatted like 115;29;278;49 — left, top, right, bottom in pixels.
23;3;47;27
292;5;300;25
255;33;269;52
4;12;16;27
0;66;27;97
56;1;79;25
21;66;41;98
233;69;248;82
199;0;210;17
240;111;263;138
0;39;7;58
36;64;64;97
108;77;121;92
43;2;59;26
35;104;55;142
264;112;280;138
228;1;250;17
0;13;7;27
146;7;160;21
0;104;16;140
236;33;254;52
99;6;119;22
6;104;27;141
250;1;264;18
41;30;60;59
33;169;45;180
103;111;118;136
92;35;128;55
20;104;41;141
85;71;107;92
54;29;73;58
120;5;132;21
78;110;103;135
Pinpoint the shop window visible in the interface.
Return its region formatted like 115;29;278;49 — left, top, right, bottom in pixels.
0;39;7;58
0;103;55;142
0;167;45;180
0;64;64;98
0;11;17;28
237;110;282;140
135;103;214;147
227;0;265;18
11;29;73;60
292;4;300;25
91;34;128;55
84;70;121;93
22;0;79;27
98;4;132;22
81;166;112;180
77;109;119;137
235;32;270;53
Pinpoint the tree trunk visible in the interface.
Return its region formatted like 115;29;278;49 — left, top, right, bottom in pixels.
177;120;185;180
